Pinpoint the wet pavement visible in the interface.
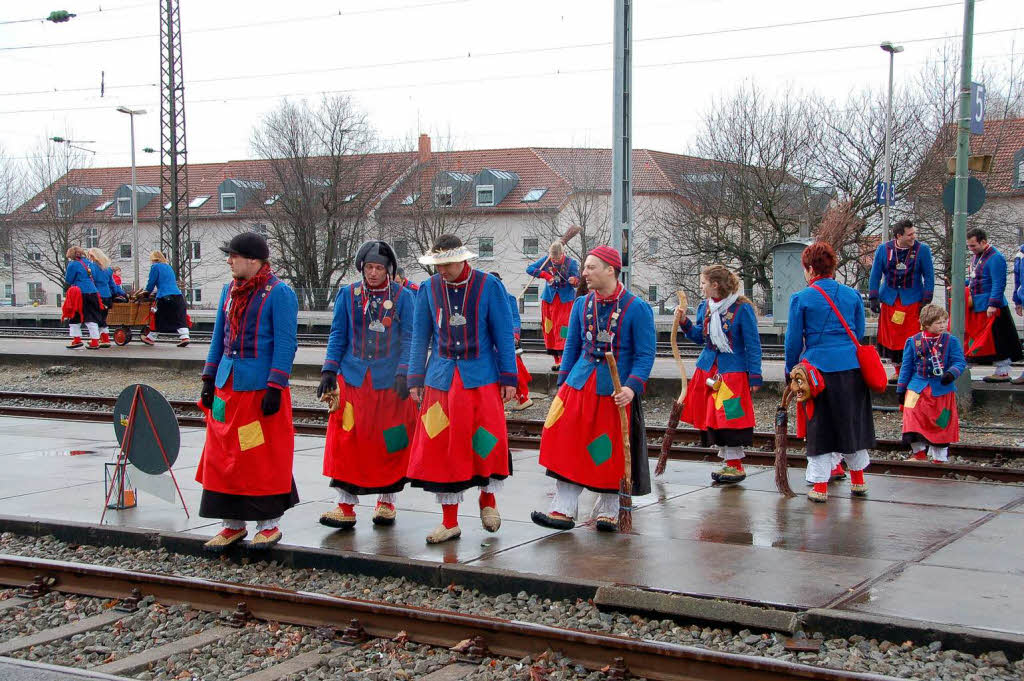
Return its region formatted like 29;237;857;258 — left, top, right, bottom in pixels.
0;415;1022;638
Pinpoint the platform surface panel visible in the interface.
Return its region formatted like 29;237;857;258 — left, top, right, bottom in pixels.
0;416;1021;637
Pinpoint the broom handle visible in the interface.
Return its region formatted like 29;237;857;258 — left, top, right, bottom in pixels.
518;255;551;299
604;354;631;489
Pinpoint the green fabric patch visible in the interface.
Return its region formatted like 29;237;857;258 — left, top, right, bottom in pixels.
587;434;613;466
723;396;745;421
383;424;409;454
559;325;569;339
936;408;952;429
212;396;227;423
472;427;498;459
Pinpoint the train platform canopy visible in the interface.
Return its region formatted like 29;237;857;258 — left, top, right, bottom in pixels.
0;415;1021;645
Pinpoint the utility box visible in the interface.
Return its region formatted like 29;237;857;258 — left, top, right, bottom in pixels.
770;239;813;325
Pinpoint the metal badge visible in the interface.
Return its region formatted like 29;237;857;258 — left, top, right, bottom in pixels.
449;313;468;327
896;263;907;271
368;320;386;333
586;331;593;341
383;300;394;310
382;317;393;328
932;367;943;376
596;330;613;343
353;286;362;296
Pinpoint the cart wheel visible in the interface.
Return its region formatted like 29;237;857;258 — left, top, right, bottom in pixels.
114;327;132;346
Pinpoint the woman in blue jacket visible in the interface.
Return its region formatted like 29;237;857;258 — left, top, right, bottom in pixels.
142;251;190;347
1013;244;1024;384
63;246;103;349
87;247;125;348
785;242;875;503
679;264;762;485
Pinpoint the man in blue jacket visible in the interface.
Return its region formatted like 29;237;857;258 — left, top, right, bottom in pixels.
406;234;517;544
868;219;934;381
965;228;1023;382
1013;243;1024;384
526;242;580;370
196;232;299;551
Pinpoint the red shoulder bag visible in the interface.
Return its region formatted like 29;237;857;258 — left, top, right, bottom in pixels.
810;284;887;393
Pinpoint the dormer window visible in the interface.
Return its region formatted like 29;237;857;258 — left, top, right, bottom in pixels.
1018;159;1024;187
475;185;495;207
221;193;237;212
435;187;454;208
116;198;132;217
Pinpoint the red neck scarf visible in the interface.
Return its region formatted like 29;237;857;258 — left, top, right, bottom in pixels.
229;263;272;341
445;262;472;285
595;282;623;302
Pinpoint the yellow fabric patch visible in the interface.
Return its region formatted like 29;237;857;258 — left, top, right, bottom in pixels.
891;310;907;325
421;402;450;439
543;318;553;334
905;390;921;409
341;402;355;431
713;382;736;411
237;420;265;451
544;396;565;429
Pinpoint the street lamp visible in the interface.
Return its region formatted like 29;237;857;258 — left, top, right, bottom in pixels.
880;41;904;239
116;107;146;290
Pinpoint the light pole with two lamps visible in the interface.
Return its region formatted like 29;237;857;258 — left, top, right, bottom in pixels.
116;106;146;290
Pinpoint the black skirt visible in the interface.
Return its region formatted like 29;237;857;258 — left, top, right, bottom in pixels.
99;297;111;326
805;368;876;456
330;477;407;496
701;427;754;447
970;305;1024;363
199;479;299;521
411;452;513;494
72;293;103;325
154;294;188;332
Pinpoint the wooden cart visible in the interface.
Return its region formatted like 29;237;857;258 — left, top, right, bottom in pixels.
106;300;153;346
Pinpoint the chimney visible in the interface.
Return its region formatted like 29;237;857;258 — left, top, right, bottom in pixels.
418;134;431;164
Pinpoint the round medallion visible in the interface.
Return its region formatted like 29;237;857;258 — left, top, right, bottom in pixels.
353;286;362;296
383;300;394;310
382;317;393;328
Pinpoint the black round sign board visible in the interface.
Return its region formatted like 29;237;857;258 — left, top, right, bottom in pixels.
942;176;986;216
113;384;180;475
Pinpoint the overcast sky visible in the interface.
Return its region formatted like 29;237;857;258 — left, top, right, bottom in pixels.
0;0;1021;171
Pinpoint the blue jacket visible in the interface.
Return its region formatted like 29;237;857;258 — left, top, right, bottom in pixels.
408;269;517;390
88;263;124;299
680;299;763;386
322;281;414;390
868;240;934;306
897;332;967;398
526;255;579;304
202;274;299;391
145;262;182;298
559;286;656;397
966;245;1008;312
1012;246;1024;307
785;278;865;375
65;259;97;295
506;292;521;337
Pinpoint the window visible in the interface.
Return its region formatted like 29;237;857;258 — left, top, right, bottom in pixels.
394;240;409;259
95;200;114;212
1018;159;1024;187
186;288;202;303
85;227;99;248
189;195;210;209
475;185;495;207
119;244;132;260
342;193;359;203
524;285;539;305
220;193;237;212
478;236;494;258
27;251;42;262
188;240;201;261
264;194;279;206
3;284;11;298
523;237;539;256
434;187;453;208
2;253;10;267
27;282;44;302
521;188;547;203
252;223;269;237
163;201;172;211
648;237;660;257
401;193;419;206
57;197;71;217
648;285;659;302
116;197;132;217
30;202;46;213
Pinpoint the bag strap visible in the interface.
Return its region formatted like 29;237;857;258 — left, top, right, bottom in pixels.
810;283;859;347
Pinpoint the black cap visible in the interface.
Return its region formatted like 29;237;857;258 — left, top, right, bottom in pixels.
219;232;270;260
355;240;398;277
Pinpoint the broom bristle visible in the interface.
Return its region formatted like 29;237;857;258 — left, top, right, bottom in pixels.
775;406;797;498
618;482;633;533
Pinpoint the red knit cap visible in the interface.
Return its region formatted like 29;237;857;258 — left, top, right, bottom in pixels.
588;245;622;270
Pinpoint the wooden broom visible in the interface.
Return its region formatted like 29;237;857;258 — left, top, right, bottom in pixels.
774;386;796;498
518;224;583;299
604;353;633;533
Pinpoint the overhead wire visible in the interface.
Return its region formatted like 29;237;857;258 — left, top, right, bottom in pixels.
0;2;150;26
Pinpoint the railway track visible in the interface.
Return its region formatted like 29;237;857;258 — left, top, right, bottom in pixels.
0;553;902;681
0;391;1021;483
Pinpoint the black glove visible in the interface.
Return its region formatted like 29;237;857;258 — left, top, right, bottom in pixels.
869;298;880;314
200;378;215;408
262;387;282;416
317;371;337;399
941;371;955;385
394;374;410;400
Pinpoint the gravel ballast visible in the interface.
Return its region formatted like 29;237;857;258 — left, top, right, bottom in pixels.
0;590;111;643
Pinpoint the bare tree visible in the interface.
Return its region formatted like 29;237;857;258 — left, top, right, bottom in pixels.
251;95;403;310
0;146;23;301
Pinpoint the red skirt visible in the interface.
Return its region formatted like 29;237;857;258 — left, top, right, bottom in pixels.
539;374;630;493
878;299;920;352
323;372;418;494
515;355;532;402
682;366;756;432
196;378;294;496
406;369;510;493
541;298;572;352
964;306;998;358
902;386;959;445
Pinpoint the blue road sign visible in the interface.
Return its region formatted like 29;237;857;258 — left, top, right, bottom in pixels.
876;181;895;206
970;82;985;135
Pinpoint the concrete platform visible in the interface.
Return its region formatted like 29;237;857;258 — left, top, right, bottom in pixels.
0;415;1022;648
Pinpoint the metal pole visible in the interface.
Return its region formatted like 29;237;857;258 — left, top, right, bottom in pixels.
130;113;140;291
882;49;895;237
950;0;975;399
611;0;633;290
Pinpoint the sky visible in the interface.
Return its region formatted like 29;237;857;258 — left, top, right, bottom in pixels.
0;0;1021;172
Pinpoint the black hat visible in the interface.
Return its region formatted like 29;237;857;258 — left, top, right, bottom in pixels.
355;240;398;278
219;232;270;260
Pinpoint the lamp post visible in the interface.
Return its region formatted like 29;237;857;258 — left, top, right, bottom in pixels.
116;107;146;290
880;41;903;238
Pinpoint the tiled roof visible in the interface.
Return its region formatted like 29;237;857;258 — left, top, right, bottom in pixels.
921;117;1024;196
